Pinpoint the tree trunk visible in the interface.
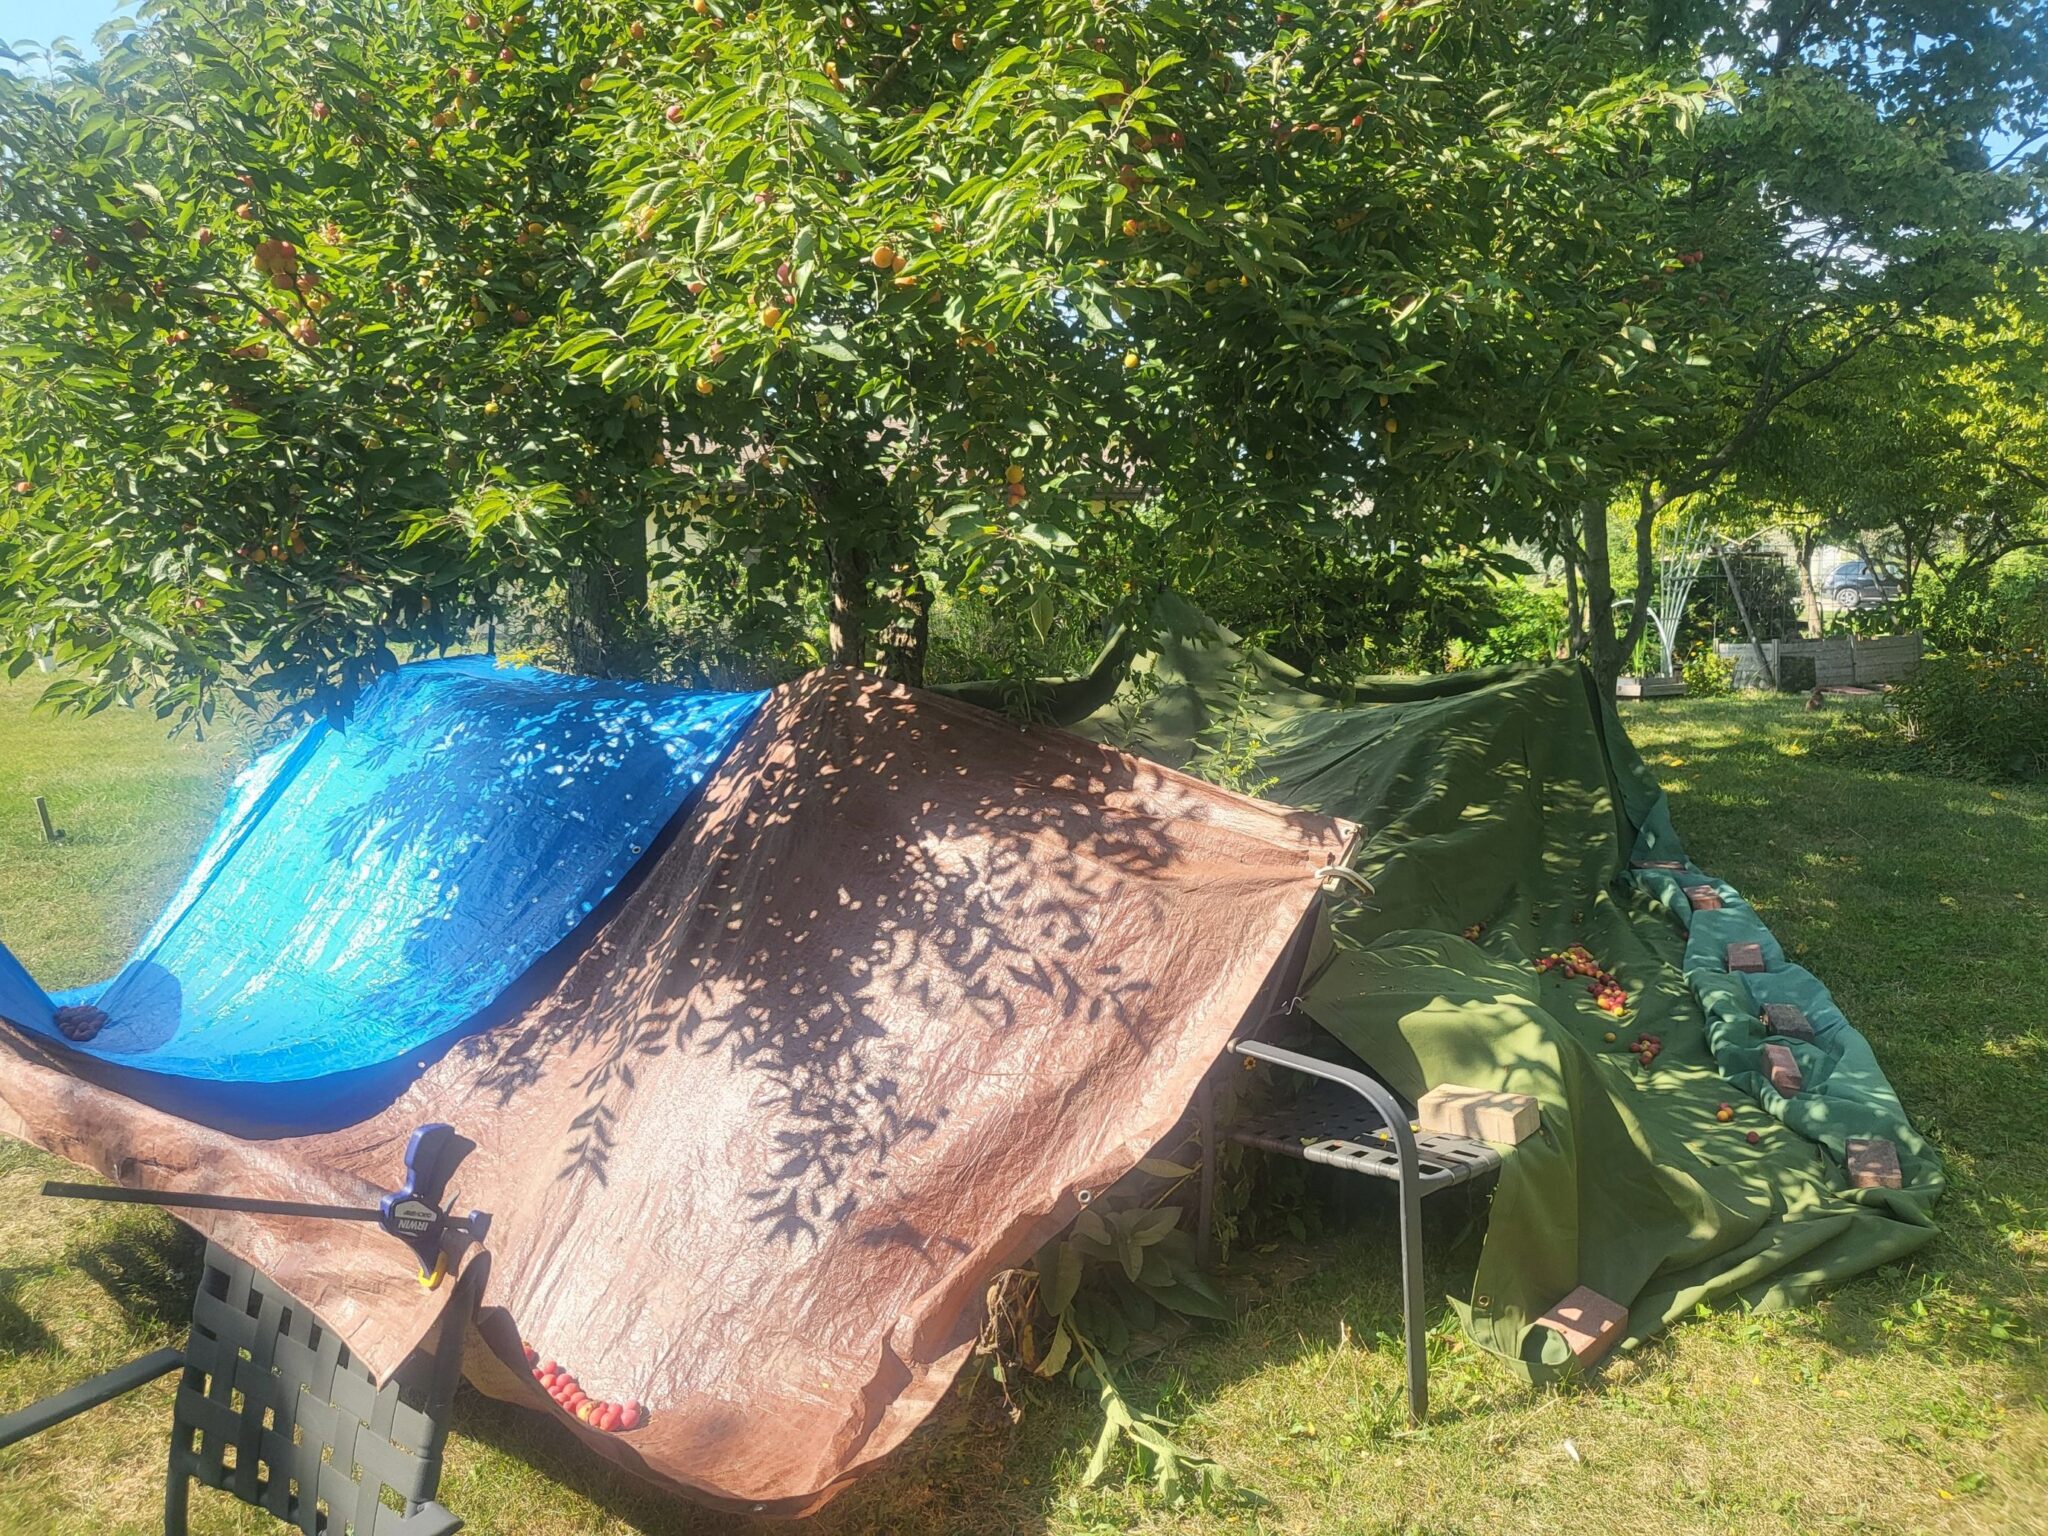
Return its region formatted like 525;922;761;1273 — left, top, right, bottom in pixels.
876;572;931;686
1580;491;1659;696
1794;525;1823;639
1580;499;1620;692
826;538;871;669
1563;551;1584;659
562;509;649;676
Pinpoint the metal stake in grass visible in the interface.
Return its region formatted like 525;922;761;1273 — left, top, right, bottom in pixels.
32;795;63;843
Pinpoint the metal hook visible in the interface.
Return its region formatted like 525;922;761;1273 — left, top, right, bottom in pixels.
1314;864;1376;899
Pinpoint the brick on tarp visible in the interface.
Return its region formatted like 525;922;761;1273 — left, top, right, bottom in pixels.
1687;887;1724;912
1846;1137;1904;1189
1761;1002;1816;1042
1726;941;1766;974
1418;1083;1541;1145
1534;1286;1628;1369
1631;859;1687;870
1761;1042;1803;1095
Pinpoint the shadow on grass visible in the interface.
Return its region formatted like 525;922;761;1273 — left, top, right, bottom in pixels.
446;1373;1078;1535
0;1212;196;1364
427;1179;1485;1535
0;1271;56;1356
68;1220;203;1334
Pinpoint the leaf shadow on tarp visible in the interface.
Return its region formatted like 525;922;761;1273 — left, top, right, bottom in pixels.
457;679;1217;1250
301;681;748;981
0;669;1346;1516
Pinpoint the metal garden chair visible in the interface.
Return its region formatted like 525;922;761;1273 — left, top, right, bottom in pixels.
0;1241;469;1535
1195;1010;1502;1425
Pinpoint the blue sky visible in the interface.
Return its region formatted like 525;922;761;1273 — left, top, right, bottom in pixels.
0;0;130;53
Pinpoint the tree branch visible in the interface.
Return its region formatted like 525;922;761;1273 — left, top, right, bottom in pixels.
1652;301;1919;514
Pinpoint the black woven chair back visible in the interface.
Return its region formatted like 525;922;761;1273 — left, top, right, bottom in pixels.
167;1243;466;1536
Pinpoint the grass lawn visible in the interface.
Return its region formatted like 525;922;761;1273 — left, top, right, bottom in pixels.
0;676;2041;1535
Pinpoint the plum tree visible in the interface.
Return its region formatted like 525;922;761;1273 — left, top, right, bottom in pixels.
2;0;2041;715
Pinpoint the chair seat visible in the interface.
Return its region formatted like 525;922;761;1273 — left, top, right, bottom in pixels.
1230;1080;1502;1191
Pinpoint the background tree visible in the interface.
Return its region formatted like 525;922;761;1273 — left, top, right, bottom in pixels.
0;0;665;722
3;0;2045;717
1736;280;2048;613
1494;2;2048;688
569;0;1711;683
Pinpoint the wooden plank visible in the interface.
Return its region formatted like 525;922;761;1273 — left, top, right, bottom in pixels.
1615;675;1688;699
1850;633;1923;684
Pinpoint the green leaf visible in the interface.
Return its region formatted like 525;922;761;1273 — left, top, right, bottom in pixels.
1041;1240;1082;1315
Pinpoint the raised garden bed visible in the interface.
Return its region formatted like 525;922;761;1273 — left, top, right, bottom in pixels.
1615;674;1688;700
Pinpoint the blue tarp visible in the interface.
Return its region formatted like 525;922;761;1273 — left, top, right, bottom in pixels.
0;657;765;1088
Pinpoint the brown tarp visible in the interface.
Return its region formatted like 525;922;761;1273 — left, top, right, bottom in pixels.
0;670;1349;1513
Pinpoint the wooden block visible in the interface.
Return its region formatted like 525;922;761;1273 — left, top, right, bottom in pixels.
1726;941;1766;974
1535;1285;1628;1369
1417;1083;1541;1145
1761;1042;1803;1094
1761;1002;1815;1042
1846;1138;1904;1189
1687;887;1724;911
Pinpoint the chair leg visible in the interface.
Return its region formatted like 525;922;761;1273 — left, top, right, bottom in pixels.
163;1463;191;1536
1395;1171;1428;1424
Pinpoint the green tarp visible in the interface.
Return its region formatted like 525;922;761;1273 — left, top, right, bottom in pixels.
1053;599;1943;1378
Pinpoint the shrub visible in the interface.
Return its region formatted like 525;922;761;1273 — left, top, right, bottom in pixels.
1904;555;2048;656
1457;580;1569;668
1626;627;1665;678
1682;647;1736;696
1856;648;2048;781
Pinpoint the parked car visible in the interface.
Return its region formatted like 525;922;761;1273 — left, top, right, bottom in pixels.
1824;557;1902;609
